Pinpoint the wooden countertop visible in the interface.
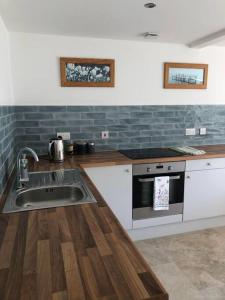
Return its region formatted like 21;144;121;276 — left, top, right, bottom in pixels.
0;160;169;300
24;145;225;172
1;144;225;299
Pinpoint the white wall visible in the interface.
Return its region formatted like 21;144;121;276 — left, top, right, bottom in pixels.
9;32;225;106
0;16;13;105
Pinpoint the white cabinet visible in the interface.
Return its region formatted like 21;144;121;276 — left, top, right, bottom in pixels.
84;165;132;230
184;166;225;221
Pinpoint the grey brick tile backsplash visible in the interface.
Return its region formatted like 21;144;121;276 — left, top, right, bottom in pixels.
2;104;225;194
13;105;225;157
39;106;67;112
0;106;16;195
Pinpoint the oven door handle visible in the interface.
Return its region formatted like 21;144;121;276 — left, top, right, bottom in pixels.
138;175;181;183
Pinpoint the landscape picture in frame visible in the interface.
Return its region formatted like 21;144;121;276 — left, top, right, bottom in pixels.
60;57;115;87
164;63;208;89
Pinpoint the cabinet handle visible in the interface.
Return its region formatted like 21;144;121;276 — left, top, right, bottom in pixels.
186;175;191;179
206;162;211;166
125;169;130;173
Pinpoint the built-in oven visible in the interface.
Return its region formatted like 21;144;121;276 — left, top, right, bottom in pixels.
133;161;185;220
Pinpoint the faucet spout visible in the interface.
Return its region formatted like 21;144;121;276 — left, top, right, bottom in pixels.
17;147;39;188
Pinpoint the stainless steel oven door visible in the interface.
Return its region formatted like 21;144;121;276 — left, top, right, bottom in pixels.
132;173;184;220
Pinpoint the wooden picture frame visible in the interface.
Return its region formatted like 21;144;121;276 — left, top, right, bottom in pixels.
60;57;115;87
164;63;208;89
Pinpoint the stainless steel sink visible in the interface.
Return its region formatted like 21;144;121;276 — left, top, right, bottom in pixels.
3;169;96;213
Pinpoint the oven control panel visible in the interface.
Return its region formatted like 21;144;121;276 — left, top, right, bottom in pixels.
133;161;186;176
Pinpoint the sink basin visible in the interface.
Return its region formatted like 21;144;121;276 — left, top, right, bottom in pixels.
16;185;85;209
2;169;96;213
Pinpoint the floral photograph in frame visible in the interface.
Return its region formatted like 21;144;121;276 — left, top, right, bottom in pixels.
60;57;115;87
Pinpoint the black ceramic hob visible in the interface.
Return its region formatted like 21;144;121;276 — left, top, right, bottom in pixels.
119;148;185;160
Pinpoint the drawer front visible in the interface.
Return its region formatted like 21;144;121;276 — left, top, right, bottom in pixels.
186;158;225;171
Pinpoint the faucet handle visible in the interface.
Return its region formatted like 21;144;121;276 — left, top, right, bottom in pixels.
20;154;28;169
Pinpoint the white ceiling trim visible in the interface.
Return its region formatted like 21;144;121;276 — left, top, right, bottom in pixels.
188;28;225;48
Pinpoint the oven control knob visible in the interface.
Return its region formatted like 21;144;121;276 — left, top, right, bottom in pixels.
168;166;173;171
147;167;151;172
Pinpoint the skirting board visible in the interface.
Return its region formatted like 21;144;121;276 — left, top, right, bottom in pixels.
128;215;225;241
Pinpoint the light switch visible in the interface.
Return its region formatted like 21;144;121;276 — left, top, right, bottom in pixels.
101;131;109;139
199;128;207;135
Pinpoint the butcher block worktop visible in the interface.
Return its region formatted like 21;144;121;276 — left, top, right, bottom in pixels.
1;144;225;299
77;144;225;167
0;161;168;299
35;144;225;170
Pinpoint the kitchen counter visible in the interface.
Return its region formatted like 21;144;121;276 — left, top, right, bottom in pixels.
1;144;225;299
0;161;168;300
23;145;225;172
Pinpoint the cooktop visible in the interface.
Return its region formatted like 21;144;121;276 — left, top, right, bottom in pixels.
119;148;185;160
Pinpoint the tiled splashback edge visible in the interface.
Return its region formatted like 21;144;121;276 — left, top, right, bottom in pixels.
0;106;16;194
15;105;225;154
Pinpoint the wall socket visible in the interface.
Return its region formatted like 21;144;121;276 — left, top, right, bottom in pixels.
101;131;109;139
57;132;71;140
185;128;196;136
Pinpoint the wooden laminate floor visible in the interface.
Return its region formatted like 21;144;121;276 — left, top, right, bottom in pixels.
136;226;225;300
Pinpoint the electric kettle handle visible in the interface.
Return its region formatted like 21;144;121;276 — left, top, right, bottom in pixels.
49;140;55;160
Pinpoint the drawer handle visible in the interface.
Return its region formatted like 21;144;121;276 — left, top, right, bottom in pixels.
125;169;130;173
206;162;211;166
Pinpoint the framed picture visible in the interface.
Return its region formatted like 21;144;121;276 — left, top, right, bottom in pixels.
60;57;115;87
164;63;208;89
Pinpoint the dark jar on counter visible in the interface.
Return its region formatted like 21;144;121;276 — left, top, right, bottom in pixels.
75;141;88;155
87;142;95;154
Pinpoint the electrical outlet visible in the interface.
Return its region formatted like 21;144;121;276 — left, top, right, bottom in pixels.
101;131;109;139
57;132;71;140
199;128;207;135
185;128;196;136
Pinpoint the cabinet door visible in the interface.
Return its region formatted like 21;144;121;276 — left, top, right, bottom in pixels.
183;169;225;221
84;165;132;230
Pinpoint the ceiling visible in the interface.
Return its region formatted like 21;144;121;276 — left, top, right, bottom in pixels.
1;0;225;46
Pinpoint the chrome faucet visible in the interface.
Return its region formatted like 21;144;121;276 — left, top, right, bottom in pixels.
17;147;39;188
